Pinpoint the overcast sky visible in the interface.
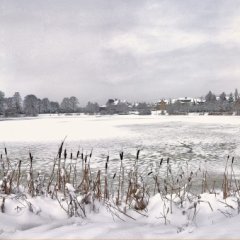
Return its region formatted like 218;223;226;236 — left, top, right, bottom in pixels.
1;0;240;104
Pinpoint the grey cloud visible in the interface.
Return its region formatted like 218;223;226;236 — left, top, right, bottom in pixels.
0;0;240;104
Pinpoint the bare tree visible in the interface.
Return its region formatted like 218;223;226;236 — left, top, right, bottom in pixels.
12;92;23;114
85;102;99;114
0;91;5;115
69;96;79;112
50;101;60;113
60;98;71;113
41;98;51;113
23;95;39;116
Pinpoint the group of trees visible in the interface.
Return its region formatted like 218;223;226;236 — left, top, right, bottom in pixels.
0;91;82;117
0;88;240;117
167;89;240;115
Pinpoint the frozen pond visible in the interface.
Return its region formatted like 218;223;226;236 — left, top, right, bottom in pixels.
0;114;240;180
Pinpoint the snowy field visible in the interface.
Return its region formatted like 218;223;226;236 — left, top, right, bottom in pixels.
1;114;240;239
1;114;240;177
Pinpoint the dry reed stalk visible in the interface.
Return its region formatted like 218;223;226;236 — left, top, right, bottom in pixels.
28;152;35;197
104;156;109;200
1;197;5;213
16;160;21;190
94;170;101;200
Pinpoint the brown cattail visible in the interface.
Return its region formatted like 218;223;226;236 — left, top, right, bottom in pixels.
29;152;33;161
160;158;163;166
58;141;64;158
136;149;140;160
120;152;123;161
76;150;80;158
64;149;67;159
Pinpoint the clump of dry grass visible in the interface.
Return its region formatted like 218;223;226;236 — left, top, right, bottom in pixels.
0;142;239;222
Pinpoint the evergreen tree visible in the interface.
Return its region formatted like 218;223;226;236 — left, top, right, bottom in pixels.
205;91;216;102
234;88;239;101
219;92;226;101
228;93;234;103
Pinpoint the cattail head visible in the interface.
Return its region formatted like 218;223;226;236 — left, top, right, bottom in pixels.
58;141;64;158
167;158;170;164
105;162;108;170
147;171;153;176
29;152;33;161
113;173;116;179
232;157;235;164
160;158;163;166
70;152;73;160
107;155;109;162
120;152;123;161
136;149;140;160
76;150;80;158
4;147;7;156
64;149;67;159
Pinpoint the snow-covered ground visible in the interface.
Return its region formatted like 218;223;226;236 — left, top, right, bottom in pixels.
0;114;240;177
1;115;240;238
1;191;240;239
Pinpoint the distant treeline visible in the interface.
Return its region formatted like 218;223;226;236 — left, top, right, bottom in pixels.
0;89;239;117
166;90;240;115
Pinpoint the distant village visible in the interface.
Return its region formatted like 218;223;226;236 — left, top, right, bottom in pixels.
0;89;240;117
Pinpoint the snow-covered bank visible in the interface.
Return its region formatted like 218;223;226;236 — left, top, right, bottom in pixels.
0;140;240;239
1;191;240;239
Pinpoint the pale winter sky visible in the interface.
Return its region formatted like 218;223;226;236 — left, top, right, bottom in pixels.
1;0;240;104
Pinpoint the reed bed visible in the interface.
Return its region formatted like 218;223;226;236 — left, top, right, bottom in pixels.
0;140;240;222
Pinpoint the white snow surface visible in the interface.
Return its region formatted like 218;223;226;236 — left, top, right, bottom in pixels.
1;114;240;179
0;114;240;142
1;115;240;238
1;191;240;239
